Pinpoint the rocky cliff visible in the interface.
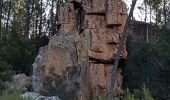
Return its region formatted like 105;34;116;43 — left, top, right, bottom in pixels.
32;0;127;100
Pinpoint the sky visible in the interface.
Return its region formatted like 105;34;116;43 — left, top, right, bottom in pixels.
123;0;155;22
44;0;154;22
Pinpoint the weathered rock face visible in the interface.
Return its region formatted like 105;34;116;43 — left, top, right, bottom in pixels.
21;92;61;100
32;0;127;100
7;74;31;93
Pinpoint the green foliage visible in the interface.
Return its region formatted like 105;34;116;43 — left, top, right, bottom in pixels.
125;89;135;100
0;60;12;94
0;93;31;100
157;29;170;60
124;87;154;100
0;60;11;82
142;85;154;100
125;28;170;100
0;6;37;93
93;94;111;100
144;0;162;7
0;34;36;74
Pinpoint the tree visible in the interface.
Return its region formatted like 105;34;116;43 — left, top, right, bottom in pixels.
124;28;170;100
5;0;12;32
50;0;54;36
24;0;32;37
108;0;138;98
0;60;11;82
0;0;3;37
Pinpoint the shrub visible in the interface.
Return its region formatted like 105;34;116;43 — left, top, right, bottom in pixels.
93;94;111;100
0;93;31;100
142;85;154;100
124;28;170;100
0;60;11;82
125;89;135;100
0;60;12;94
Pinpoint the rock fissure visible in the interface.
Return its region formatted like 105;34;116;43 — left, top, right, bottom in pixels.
31;0;128;100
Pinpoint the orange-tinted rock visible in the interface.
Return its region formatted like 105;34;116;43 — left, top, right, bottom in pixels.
90;64;107;95
113;68;123;96
83;0;106;14
43;35;76;76
32;0;128;99
87;29;118;61
84;14;106;29
58;3;76;33
106;0;127;26
89;64;123;96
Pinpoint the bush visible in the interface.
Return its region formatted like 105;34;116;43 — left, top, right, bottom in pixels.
124;28;170;100
125;89;135;100
142;85;154;100
0;93;31;100
0;60;12;94
93;94;111;100
0;60;11;82
0;36;37;75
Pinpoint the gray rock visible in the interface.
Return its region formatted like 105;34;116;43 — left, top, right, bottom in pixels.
36;96;61;100
32;46;47;93
21;92;40;100
113;97;120;100
6;74;31;93
21;92;61;100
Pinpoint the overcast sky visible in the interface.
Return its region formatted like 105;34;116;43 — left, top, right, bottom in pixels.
123;0;155;22
44;0;154;22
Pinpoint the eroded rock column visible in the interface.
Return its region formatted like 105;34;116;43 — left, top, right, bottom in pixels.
32;0;128;100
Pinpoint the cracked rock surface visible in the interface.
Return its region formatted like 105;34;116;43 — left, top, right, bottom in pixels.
32;0;127;100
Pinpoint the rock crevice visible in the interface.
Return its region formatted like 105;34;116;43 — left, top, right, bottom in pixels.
32;0;128;100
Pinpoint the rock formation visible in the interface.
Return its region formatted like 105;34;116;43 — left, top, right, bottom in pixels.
7;74;31;93
32;0;127;100
21;92;61;100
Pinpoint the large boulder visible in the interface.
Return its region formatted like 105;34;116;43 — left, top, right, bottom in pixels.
21;92;61;100
32;0;127;100
7;74;31;93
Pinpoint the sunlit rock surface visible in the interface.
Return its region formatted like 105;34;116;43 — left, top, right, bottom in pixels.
32;0;127;100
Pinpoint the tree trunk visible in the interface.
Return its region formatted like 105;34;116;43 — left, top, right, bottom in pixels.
37;0;43;50
50;0;54;36
144;1;147;23
5;0;12;32
163;0;167;26
156;8;158;26
150;3;152;24
54;0;60;35
55;0;61;34
35;2;39;38
38;0;43;38
0;0;3;38
24;0;32;38
108;0;137;98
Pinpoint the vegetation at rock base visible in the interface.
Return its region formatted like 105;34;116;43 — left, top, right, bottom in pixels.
125;86;154;100
92;86;154;100
0;60;11;93
142;85;154;100
125;89;135;100
0;0;170;99
0;92;31;100
124;28;170;100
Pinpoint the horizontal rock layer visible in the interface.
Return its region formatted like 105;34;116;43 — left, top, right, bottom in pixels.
32;0;127;100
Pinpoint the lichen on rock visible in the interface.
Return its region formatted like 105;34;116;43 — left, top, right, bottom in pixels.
32;0;128;100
